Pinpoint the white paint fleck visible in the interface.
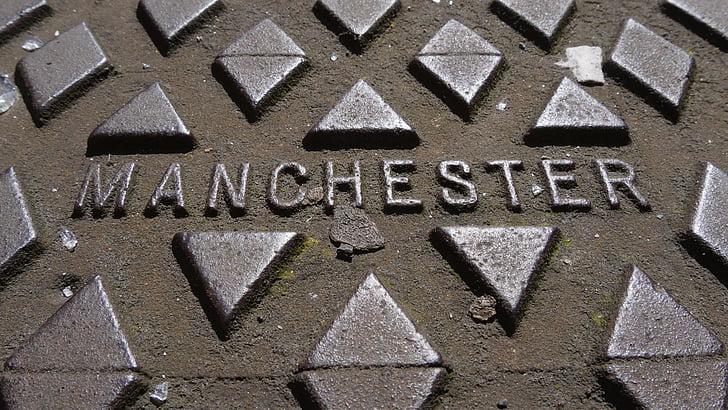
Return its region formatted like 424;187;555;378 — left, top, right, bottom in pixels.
556;46;605;85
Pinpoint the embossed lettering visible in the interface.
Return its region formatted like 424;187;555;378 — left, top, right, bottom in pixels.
383;160;422;212
269;162;307;211
325;161;363;209
73;162;135;217
146;163;187;217
206;163;249;216
438;160;477;210
542;159;591;211
487;160;523;212
595;159;650;210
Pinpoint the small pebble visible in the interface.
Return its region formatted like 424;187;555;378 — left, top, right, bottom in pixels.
531;184;544;196
60;229;78;251
656;214;664;220
497;399;508;409
150;382;168;406
0;75;19;114
496;100;507;111
21;37;44;51
61;287;73;298
330;54;338;62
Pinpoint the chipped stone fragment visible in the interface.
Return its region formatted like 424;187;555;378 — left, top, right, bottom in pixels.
431;226;559;330
296;367;446;409
605;360;728;409
172;231;304;339
0;74;18;114
59;228;77;251
14;22;111;125
525;77;627;146
137;0;222;55
303;273;442;369
88;82;194;155
607;265;723;359
607;19;694;120
0;167;38;275
305;80;418;149
491;0;575;49
686;162;728;270
555;46;605;85
330;205;385;257
410;19;504;119
469;295;497;323
313;0;400;52
150;381;169;406
21;36;43;51
5;276;138;371
213;19;308;121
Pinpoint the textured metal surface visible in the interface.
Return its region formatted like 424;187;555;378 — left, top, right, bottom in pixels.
172;231;303;339
304;79;418;149
525;77;627;146
213;19;308;121
608;18;694;119
491;0;575;49
137;0;222;55
88;82;194;155
431;226;558;329
314;0;399;52
0;167;37;275
605;359;728;409
0;372;143;410
14;22;110;124
687;162;728;270
607;265;723;359
5;276;137;371
410;19;504;120
303;273;441;369
296;367;446;409
664;0;728;48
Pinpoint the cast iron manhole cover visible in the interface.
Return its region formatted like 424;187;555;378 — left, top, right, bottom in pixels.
0;0;727;408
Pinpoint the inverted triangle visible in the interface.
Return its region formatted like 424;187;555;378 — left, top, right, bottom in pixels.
414;54;503;105
432;226;559;327
172;231;303;339
303;273;442;369
607;265;723;358
88;82;194;154
5;276;137;371
216;56;306;110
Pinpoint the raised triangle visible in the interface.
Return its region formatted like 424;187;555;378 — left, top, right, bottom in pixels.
606;265;723;358
606;360;728;409
688;162;728;268
303;273;442;369
221;19;305;56
418;19;501;55
88;82;194;154
172;231;303;340
297;368;446;409
526;77;628;145
305;80;417;149
431;226;559;328
0;167;38;274
5;276;137;371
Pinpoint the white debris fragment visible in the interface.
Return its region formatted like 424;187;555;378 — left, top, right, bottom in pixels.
150;382;169;406
556;46;605;85
61;287;74;298
59;229;78;251
330;54;338;62
54;30;59;36
496;99;507;111
531;184;544;196
0;75;19;114
142;63;150;69
21;37;44;51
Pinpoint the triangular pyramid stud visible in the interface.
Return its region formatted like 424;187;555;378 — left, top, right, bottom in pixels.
431;226;559;331
686;162;728;271
607;265;723;359
304;79;418;149
410;20;504;120
313;0;400;53
302;273;442;369
138;0;222;55
0;167;38;275
172;231;304;340
525;77;628;146
605;360;728;409
213;19;308;122
491;0;575;49
296;367;446;408
5;276;137;371
87;82;194;155
1;373;144;409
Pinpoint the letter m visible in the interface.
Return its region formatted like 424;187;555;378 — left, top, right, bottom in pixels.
73;163;136;217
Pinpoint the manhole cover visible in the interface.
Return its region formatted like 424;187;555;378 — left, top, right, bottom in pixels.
0;0;727;408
